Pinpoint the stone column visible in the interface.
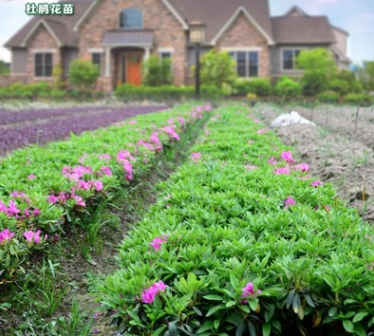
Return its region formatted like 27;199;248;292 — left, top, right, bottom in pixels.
105;47;111;77
144;47;150;60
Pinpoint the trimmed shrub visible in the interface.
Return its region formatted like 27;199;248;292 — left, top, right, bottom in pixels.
143;55;172;86
343;93;372;106
328;79;350;95
69;59;99;89
274;76;301;99
234;78;272;97
318;90;340;103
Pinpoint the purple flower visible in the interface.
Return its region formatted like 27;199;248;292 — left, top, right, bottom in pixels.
141;281;167;304
0;229;15;243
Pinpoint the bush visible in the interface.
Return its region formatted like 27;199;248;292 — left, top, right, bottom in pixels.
234;78;271;97
143;56;172;86
199;49;237;88
328;79;350;95
274;76;301;99
317;90;340;103
69;59;99;89
343;93;372;106
301;72;328;96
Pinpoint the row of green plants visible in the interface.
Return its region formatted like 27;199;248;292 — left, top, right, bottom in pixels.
97;104;374;335
0;103;210;289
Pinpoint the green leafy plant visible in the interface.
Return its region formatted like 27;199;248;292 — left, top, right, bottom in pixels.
274;76;301;99
69;59;99;90
143;55;172;86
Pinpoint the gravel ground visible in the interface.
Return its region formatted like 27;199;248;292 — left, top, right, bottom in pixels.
254;103;374;223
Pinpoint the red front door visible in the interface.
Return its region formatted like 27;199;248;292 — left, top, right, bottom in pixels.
127;55;142;86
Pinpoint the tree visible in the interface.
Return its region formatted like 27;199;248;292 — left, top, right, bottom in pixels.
69;59;99;89
362;61;374;90
199;49;237;88
0;60;10;75
296;48;337;95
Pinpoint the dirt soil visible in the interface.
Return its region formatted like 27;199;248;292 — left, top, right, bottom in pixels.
254;103;374;224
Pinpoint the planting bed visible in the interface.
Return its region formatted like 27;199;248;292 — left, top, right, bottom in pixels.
256;103;374;224
0;105;167;156
95;104;374;335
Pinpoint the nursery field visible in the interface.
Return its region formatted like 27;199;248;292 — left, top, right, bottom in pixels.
1;101;374;335
0;104;166;156
256;103;374;224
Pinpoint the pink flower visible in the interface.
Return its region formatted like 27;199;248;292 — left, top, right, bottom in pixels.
284;196;296;209
311;180;323;187
280;151;294;164
150;237;167;251
48;195;58;204
196;106;202;113
245;165;257;171
94;181;103;191
191;152;201;163
141;281;167;304
33;209;40;216
0;229;15;243
257;129;267;134
254;119;260;123
248;140;254;145
24;229;42;244
123;160;133;180
117;150;135;163
296;163;309;172
268;157;277;165
0;201;7;213
129;120;137;125
163;126;180;141
78;180;91;190
28;174;36;180
205;130;210;136
168;118;174;125
100;166;112;177
72;195;86;207
177;117;185;129
274;167;290;175
205;105;211;112
98;153;111;160
211;140;216;144
241;282;261;303
150;132;163;152
79;153;89;163
7;201;21;217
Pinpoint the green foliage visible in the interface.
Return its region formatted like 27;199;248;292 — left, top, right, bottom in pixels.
199;49;238;88
68;59;99;89
52;64;65;90
297;48;337;95
329;70;363;95
317;90;340;103
0;82;51;100
0;60;10;75
274;76;301;99
234;78;272;97
97;105;374;334
115;84;224;101
343;93;373;106
143;55;172;86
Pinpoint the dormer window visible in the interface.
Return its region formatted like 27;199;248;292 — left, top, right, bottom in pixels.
119;8;143;29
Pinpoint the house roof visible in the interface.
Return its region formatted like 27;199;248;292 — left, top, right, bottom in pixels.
168;0;274;44
103;30;154;46
331;45;351;63
4;0;90;48
272;16;336;44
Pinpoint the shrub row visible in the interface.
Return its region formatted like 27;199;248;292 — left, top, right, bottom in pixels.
97;105;374;335
0;103;210;286
115;84;226;101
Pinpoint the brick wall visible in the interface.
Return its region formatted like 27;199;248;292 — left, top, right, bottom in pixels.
0;75;28;87
79;0;187;90
216;13;270;77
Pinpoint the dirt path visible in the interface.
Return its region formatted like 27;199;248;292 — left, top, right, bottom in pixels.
254;103;374;224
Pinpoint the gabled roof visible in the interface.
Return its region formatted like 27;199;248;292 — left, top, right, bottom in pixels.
283;5;309;17
5;0;90;48
168;0;274;45
272;16;336;44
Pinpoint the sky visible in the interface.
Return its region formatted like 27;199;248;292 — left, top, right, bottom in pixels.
0;0;373;65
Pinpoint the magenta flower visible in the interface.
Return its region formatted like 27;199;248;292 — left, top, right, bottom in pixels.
141;281;167;304
28;174;36;180
150;237;167;251
245;165;257;171
7;201;21;217
123;160;133;180
33;209;40;216
150;132;163;152
163;126;180;141
0;229;15;243
72;195;86;207
257;129;267;134
191;152;201;163
117;150;135;163
129;120;137;125
78;180;91;190
280;151;294;164
100;166;112;177
205;130;210;136
48;195;58;204
284;196;296;209
296;163;309;172
98;153;111;160
274;167;290;175
241;282;261;303
177;117;185;129
267;157;277;165
205;105;211;112
94;181;103;191
24;229;42;244
0;201;7;213
196;106;202;113
311;180;323;187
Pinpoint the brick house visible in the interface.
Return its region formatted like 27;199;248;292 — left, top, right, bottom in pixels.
3;1;350;91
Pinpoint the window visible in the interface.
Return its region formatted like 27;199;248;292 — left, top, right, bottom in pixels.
120;8;143;29
35;53;53;77
282;49;302;70
160;52;171;60
91;52;102;74
229;51;259;78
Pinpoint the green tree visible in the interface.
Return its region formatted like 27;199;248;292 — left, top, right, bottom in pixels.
69;59;99;89
0;60;10;75
143;55;172;86
199;49;237;88
362;61;374;90
296;48;337;96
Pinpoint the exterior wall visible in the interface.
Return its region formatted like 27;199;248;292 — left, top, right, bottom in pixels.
62;48;79;77
186;46;211;83
215;13;270;77
270;44;330;76
26;25;61;82
0;75;28;86
332;28;347;56
79;0;188;91
11;48;27;74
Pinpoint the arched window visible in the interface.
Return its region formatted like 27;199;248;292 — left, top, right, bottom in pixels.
120;8;143;29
